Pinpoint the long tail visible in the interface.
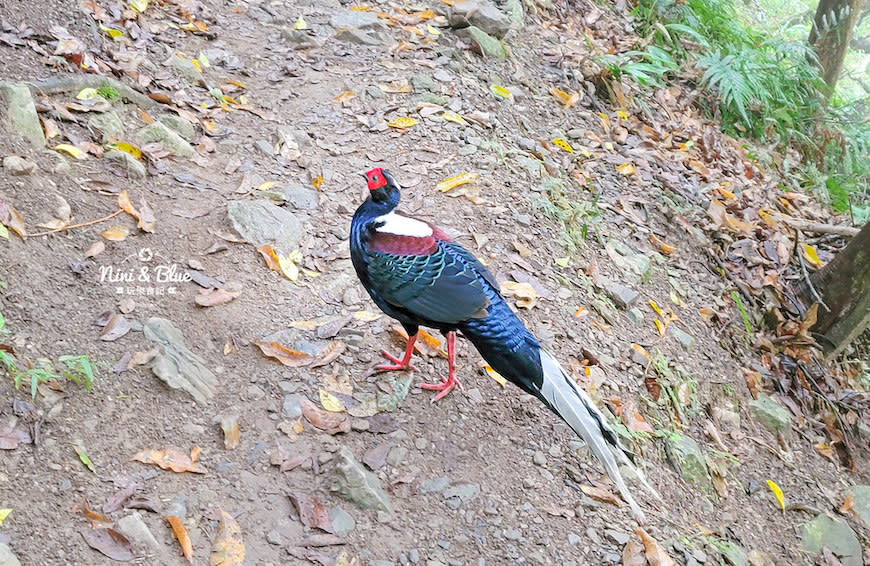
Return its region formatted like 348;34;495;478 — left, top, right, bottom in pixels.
537;350;660;523
459;290;659;522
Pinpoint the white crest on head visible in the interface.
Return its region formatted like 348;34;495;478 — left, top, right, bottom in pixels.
374;212;433;238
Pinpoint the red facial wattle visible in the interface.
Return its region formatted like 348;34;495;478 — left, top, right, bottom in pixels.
365;168;388;191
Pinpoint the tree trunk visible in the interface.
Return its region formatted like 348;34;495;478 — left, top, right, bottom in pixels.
796;221;870;358
809;0;862;96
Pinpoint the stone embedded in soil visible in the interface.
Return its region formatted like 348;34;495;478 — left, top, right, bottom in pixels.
280;185;320;211
104;149;147;180
136;121;194;158
420;476;451;494
330;11;382;29
226;199;304;255
0;81;45;147
2;155;36;176
443;483;479;503
159;114;196;141
800;514;862;566
282;394;303;419
847;485;870;524
0;543;21;566
599;277;639;310
88;111;125;138
456;26;507;58
328;506;356;537
749;393;792;437
666;434;710;489
144;317;216;404
331;446;392;515
116;512;161;554
450;0;513;38
172;54;203;85
669;325;697;350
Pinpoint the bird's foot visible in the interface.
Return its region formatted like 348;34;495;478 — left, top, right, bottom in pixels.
419;373;463;402
373;349;416;372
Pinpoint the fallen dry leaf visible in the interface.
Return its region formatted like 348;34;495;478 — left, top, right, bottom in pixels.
167;515;194;564
100;314;131;342
195;288;240;307
635;527;677;566
253;341;312;367
299;397;350;435
131;447;206;473
210;509;245;566
289;492;335;533
0;198;27;239
84;241;105;258
580;484;621;506
220;414;240;450
500;281;539;309
80;528;134;562
102;224;130;241
310;341;346;368
622;539;646;566
0;427;31;450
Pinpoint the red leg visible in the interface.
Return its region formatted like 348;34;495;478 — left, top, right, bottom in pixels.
374;332;417;372
419;331;462;402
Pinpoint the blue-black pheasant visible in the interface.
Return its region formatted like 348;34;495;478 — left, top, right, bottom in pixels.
350;167;658;521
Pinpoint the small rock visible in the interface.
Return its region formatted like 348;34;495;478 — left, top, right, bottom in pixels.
456;26;507;58
450;0;512;38
136;121;194;158
503;528;522;541
669;325;697;350
254;140;274;156
0;81;45;147
104;149;147;180
533;451;547;467
144;317;216;404
420;477;451;494
2;155;36;176
282;395;303;419
281;185;320;210
626;307;644;325
331;446;392;514
443;484;479;502
88;111;125;138
414;437;428;450
386;445;408;467
847;485;870;524
330;11;382;29
266;530;282;545
0;543;21;566
567;532;582;545
749;394;792;437
172;54;203;84
227;199;304;255
159;114;196;141
329;507;356;537
466;388;484;404
600;278;639;310
412;74;434;92
667;433;710;489
280;29;322;48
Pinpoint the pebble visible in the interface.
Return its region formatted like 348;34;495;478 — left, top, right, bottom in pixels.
604;529;630;546
414;437;428;450
408;549;420;563
282;395;303;418
420;477;451;493
2;155;36;175
533;451;547;467
329;507;356;536
266;530;282;545
503;528;522;541
568;533;582;545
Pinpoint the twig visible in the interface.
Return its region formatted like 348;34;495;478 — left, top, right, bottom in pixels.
793;228;831;313
29;209;123;237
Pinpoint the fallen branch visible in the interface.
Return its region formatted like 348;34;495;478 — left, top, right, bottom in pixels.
29;209;123;237
771;213;860;237
28;75;156;109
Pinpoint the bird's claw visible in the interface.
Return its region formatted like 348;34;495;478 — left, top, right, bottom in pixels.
373;349;416;372
419;374;463;402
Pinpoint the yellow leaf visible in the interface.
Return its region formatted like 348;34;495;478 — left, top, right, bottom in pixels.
427;24;441;35
801;243;823;269
767;479;785;510
616;161;635;176
350;4;371;10
549;87;581;108
654;318;665;336
353;310;382;322
490;85;511;99
554;257;570;267
55;144;87;160
616;110;629;119
552;138;574;153
294;15;307;29
311;175;323;189
76;87;99;100
277;252;300;281
649;300;663;316
319;389;346;412
387;116;417;129
130;0;149;12
166;515;194;562
332;91;356;103
649;233;676;255
484;365;506;387
102;225;130;241
0;509;10;526
257;181;279;191
442;112;468;125
106;141;142;160
417;329;447;356
99;24;124;38
210;509;245;565
500;281;538;309
0;223;8;239
436;171;478;192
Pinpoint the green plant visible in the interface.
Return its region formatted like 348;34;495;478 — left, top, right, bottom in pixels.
731;291;753;335
533;178;602;252
17;364;61;399
58;355;97;390
96;82;120;102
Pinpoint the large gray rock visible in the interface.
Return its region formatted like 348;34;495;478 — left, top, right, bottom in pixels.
331;446;392;515
0;543;21;566
144;317;216;404
227;199;304;255
749;394;792;437
0;82;45;147
450;0;512;38
330;11;382;29
800;514;862;566
88;111;125;138
104;149;147;181
847;485;870;525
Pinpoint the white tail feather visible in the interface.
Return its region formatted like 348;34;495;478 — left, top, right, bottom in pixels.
537;350;659;523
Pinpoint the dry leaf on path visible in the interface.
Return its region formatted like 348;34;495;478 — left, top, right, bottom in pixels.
210;509;245;566
102;225;130;241
500;281;539;309
299;397;350;435
80;527;134;562
579;485;621;506
100;314;131;341
166;515;194;564
84;241;105;258
319;389;346;412
622;539;646;566
289;492;335;533
195;288;240;307
310;341;345;368
0;198;27;239
636;527;677;566
0;427;30;450
131;447;206;473
253;341;312;367
220;414;240;450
